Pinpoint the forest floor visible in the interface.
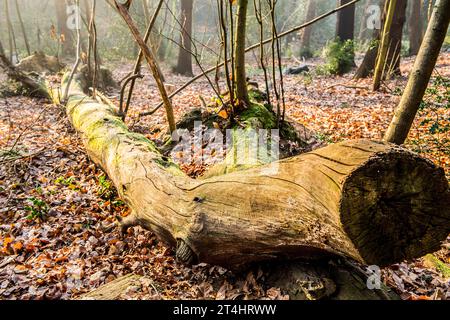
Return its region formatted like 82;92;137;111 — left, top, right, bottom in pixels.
0;52;449;300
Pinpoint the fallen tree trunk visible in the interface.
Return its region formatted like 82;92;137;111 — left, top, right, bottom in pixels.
0;53;50;99
62;77;450;269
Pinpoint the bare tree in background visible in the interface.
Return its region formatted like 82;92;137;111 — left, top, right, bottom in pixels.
4;0;18;63
409;0;423;56
373;0;398;90
358;0;374;43
174;0;194;76
299;0;316;58
54;0;75;56
336;0;356;42
234;0;249;105
15;0;31;56
335;0;356;66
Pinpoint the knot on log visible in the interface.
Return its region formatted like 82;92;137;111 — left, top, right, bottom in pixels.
176;239;197;265
189;212;205;234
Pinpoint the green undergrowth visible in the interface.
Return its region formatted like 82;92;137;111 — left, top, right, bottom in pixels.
424;254;450;279
317;39;355;76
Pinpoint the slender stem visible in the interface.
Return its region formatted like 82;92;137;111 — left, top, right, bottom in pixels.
121;0;165;119
254;0;270;104
218;0;233;105
62;0;82;103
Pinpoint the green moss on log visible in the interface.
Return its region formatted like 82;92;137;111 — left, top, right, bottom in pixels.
64;87;184;178
238;102;277;129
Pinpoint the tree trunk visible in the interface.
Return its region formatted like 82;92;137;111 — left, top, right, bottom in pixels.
174;0;194;76
373;0;398;90
336;0;356;42
355;0;407;79
354;35;379;79
15;0;31;56
355;0;386;79
384;0;450;145
299;0;316;58
234;0;249;105
408;0;423;56
54;0;75;56
60;74;450;269
5;0;18;63
0;40;5;56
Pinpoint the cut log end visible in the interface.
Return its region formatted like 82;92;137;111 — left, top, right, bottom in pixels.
341;147;450;266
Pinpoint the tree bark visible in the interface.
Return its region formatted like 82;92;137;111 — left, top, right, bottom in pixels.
234;0;249;105
408;0;423;56
60;75;450;269
384;0;450;144
354;35;379;79
174;0;194;76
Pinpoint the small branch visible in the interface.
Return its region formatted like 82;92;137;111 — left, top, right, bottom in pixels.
121;0;165;121
119;74;144;120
